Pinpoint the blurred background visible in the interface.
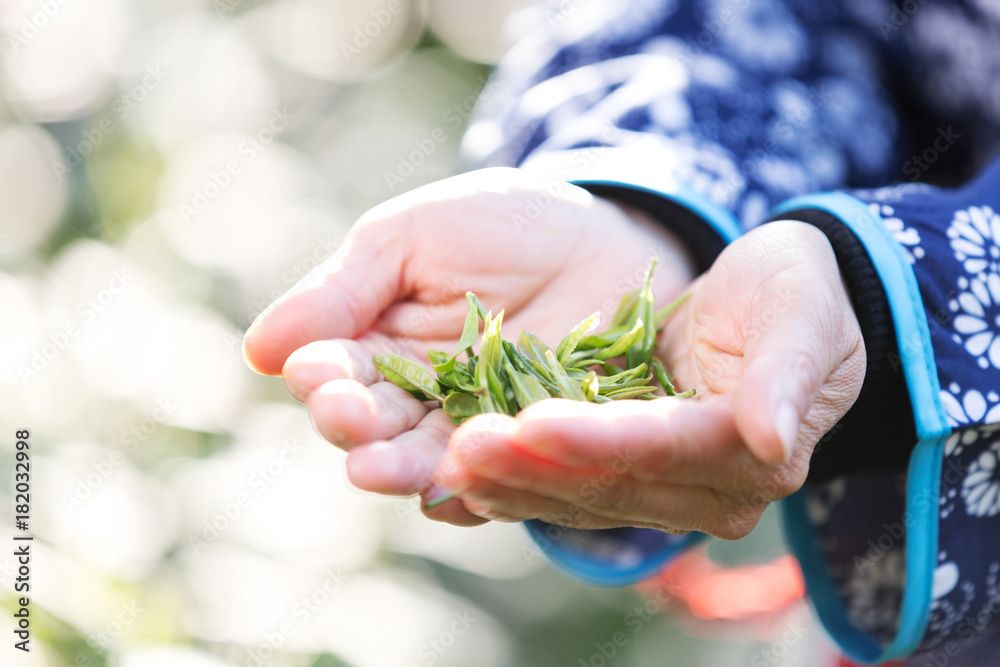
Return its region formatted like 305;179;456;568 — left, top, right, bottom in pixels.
0;0;840;665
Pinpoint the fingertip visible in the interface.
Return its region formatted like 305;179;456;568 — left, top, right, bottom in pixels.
449;412;519;460
282;340;376;401
306;379;378;446
346;441;420;495
242;316;278;376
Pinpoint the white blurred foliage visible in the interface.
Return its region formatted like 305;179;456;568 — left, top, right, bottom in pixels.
38;445;178;579
286;570;510;667
0;125;68;257
31;540;134;635
0;0;130;120
245;0;426;81
172;402;382;568
155;132;347;289
311;49;479;199
43;239;248;430
429;0;542;63
387;514;545;580
120;13;277;151
117;646;241;667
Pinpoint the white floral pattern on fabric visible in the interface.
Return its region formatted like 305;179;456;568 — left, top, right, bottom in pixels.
868;203;924;263
961;441;1000;518
948;206;1000;278
940;383;1000;431
947;274;1000;370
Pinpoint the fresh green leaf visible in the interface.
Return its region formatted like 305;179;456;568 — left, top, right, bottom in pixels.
556;312;601;364
651;357;676;396
374;355;444;401
626;259;658;368
593;319;644;361
506;362;551;408
610;289;639;327
544;349;586;400
581;370;600;401
602;385;659;400
653;291;691;328
432;293;484;372
443;392;482;425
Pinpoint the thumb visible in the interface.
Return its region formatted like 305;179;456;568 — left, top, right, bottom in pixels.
242;235;401;375
732;277;863;466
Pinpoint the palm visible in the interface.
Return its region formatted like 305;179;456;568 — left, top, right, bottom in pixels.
246;168;693;374
658;221;866;462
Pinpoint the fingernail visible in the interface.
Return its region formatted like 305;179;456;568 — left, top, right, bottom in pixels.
774;401;799;463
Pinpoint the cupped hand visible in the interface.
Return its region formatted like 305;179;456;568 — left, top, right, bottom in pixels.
242;167;695;525
431;220;867;538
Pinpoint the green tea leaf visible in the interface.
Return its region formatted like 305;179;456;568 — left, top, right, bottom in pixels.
517;330;553;366
556;312;601;364
627;259;658;368
598;376;654;394
575;326;631;351
431;293;483;373
581;371;600;401
653;291;690;328
603;385;659;400
544;349;586;400
505;362;552;408
610;289;639;327
374;355;443;402
597;363;648;386
651;357;677;396
593;319;644;360
443;392;482;425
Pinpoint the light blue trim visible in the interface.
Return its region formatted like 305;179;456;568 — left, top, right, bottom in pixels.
569;178;743;245
524;520;707;587
772;192;951;663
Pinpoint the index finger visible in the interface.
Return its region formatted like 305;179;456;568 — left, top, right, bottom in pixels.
512;397;752;485
242;238;401;375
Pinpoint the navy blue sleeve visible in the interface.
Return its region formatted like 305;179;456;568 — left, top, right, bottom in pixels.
771;158;1000;664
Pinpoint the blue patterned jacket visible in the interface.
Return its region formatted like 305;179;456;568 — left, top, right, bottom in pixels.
463;0;1000;663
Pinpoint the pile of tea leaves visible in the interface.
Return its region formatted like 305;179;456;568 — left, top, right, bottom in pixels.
373;260;693;429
